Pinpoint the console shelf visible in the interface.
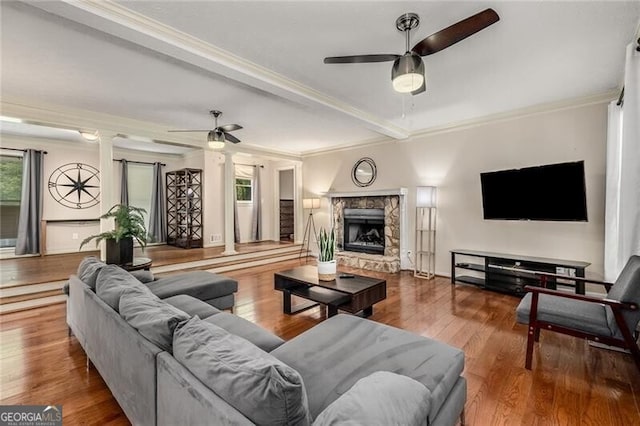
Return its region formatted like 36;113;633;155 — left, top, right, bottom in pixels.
451;249;590;296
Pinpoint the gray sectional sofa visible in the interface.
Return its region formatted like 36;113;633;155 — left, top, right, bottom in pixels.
67;257;467;426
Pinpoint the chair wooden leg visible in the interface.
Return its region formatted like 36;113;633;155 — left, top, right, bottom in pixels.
525;326;536;370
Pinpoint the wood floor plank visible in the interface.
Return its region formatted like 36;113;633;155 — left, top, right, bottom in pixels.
1;257;639;425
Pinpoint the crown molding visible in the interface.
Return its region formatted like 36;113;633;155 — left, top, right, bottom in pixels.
408;91;616;140
30;0;409;140
300;91;616;158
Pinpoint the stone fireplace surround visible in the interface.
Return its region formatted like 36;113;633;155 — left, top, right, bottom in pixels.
327;188;408;273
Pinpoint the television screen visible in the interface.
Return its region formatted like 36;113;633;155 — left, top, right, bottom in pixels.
480;161;588;221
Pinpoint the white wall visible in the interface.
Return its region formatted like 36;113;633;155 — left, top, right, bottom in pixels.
303;102;608;276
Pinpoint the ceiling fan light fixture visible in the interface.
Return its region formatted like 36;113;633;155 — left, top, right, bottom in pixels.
392;53;425;93
80;130;99;142
207;130;225;150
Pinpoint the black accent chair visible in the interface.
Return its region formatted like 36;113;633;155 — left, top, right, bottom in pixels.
516;255;640;372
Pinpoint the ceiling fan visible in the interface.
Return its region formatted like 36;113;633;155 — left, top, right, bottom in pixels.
324;8;500;95
169;110;242;149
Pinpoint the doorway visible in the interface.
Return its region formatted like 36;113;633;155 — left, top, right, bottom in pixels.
278;169;294;242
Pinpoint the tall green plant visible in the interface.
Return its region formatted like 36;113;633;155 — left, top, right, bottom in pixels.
317;227;335;262
80;204;148;250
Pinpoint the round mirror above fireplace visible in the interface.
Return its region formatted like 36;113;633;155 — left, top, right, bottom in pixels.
352;157;377;187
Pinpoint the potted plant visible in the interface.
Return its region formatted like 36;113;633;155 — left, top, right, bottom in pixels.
80;204;148;265
317;227;336;281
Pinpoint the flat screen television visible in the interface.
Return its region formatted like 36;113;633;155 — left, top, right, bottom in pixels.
480;161;587;221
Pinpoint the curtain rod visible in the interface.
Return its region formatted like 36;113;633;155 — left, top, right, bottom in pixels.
617;87;625;106
114;159;166;166
618;38;640;107
234;162;264;168
1;147;48;154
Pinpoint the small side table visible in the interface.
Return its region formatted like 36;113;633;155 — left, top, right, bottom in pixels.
121;257;152;272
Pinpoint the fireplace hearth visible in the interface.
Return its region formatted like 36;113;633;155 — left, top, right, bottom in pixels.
343;208;385;255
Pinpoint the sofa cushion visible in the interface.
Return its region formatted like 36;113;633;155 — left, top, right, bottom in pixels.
147;271;238;301
96;265;154;312
312;371;431;426
204;312;284;352
77;256;106;289
173;317;310;426
605;255;640;336
119;288;189;353
163;295;221;319
516;292;613;336
270;314;464;421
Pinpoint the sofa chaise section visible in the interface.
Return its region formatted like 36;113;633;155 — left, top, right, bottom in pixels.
270;314;466;426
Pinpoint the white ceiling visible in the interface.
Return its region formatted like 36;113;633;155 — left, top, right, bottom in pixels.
1;1;639;156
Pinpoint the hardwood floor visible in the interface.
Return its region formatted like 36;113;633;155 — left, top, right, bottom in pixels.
0;241;294;288
1;258;639;425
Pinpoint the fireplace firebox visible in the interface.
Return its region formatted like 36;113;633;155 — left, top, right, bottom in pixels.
342;208;385;255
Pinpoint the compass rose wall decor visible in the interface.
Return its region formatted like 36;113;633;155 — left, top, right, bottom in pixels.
48;163;100;209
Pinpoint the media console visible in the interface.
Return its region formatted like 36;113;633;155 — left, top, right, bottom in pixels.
450;249;590;296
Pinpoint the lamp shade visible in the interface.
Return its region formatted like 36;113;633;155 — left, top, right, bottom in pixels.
303;198;320;209
416;186;437;208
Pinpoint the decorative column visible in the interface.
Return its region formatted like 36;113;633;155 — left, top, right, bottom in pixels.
98;131;116;260
222;150;237;255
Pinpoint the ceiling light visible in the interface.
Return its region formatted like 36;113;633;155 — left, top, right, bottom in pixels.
80;131;99;142
391;53;425;93
207;130;225;150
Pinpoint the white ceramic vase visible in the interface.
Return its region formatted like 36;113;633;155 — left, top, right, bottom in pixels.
317;260;337;281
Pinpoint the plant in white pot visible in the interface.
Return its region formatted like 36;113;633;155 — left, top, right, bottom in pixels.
317;227;336;281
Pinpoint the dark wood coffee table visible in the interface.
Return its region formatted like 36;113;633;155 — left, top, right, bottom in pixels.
274;265;386;318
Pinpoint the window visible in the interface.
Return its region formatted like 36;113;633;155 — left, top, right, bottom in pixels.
235;178;253;202
0;155;23;248
127;164;153;228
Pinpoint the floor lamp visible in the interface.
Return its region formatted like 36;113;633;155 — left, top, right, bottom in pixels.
300;198;320;261
415;186;437;279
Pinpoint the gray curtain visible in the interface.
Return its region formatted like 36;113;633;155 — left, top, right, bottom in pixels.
251;166;262;241
120;159;129;206
148;162;166;243
233;166;240;243
15;149;44;255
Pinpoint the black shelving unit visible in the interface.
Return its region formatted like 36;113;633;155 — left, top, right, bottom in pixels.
450;249;590;296
166;168;203;249
279;199;294;241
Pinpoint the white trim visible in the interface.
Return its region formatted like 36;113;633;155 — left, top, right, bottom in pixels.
324;188;408;198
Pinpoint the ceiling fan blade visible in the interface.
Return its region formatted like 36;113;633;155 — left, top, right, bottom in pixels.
168;129;211;132
411;79;426;96
217;124;243;132
411;8;499;56
223;132;241;144
324;54;400;64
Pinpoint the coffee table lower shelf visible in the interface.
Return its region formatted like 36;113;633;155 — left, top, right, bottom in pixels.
284;285;352;317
